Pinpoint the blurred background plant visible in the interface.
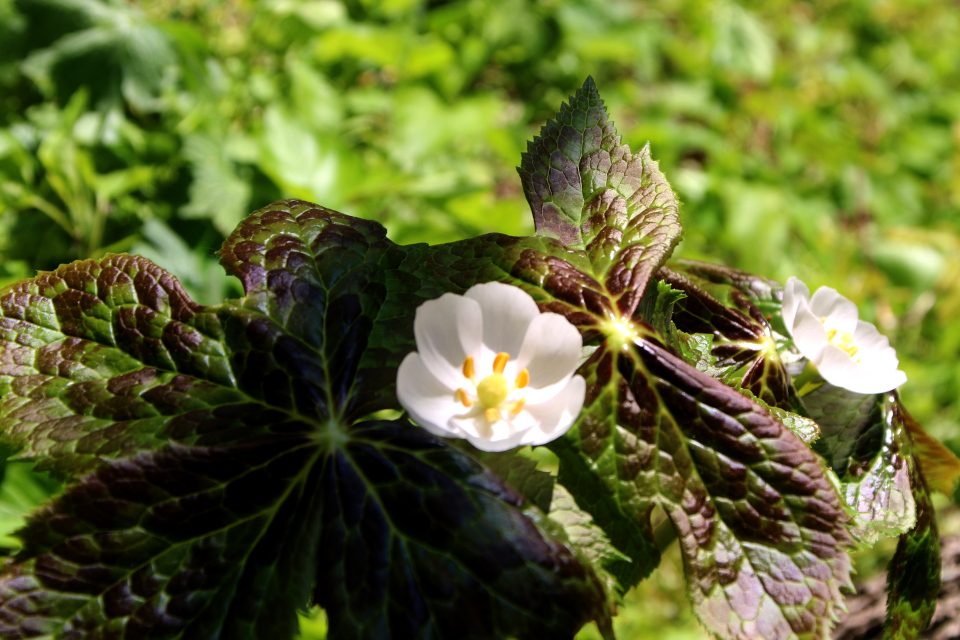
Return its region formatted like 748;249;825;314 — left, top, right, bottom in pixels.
1;0;959;637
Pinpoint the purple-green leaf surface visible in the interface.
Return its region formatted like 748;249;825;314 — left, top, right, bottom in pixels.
883;402;940;639
0;202;611;639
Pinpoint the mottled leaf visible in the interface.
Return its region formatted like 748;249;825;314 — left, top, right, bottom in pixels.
668;259;783;321
884;401;940;640
0;253;246;476
551;333;853;640
741;390;820;445
0;421;608;640
467;448;555;513
658;266;796;411
547;481;626;638
0;201;612;639
517;77;681;317
806;387;915;545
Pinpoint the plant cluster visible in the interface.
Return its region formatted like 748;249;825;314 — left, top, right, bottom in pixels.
1;78;957;640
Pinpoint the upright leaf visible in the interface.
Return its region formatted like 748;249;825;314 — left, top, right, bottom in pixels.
518;77;681;316
884;401;941;640
805;388;915;544
553;333;853;640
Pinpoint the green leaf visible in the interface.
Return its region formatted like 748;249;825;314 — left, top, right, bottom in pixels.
805;388;915;544
884;400;940;640
0;201;611;638
466;448;555;513
740;389;820;445
518;78;680;316
658;266;797;411
0;421;608;639
553;336;853;639
0;253;244;476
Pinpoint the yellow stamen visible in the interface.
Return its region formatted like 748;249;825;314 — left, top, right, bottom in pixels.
515;368;529;389
825;327;860;359
493;352;510;375
462;355;475;381
510;398;526;414
485;407;500;423
455;388;472;408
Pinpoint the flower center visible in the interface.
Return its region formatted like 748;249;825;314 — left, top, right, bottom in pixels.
477;374;509;407
821;318;860;360
455;352;530;422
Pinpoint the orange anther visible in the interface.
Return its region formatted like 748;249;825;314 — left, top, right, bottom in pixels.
462;355;475;381
493;352;510;375
510;398;526;414
515;368;529;389
455;388;472;408
485;407;500;423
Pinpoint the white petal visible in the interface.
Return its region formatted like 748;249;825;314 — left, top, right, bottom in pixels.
852;320;892;353
518;375;586;446
465;281;541;357
396;352;468;439
816;346;866;392
464;427;528;453
852;320;900;369
514;312;583;394
450;413;526;452
781;277;810;331
809;286;859;334
817;346;906;394
414;293;482;385
790;304;828;361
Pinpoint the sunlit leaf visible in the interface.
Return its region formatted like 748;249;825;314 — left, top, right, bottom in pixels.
805;388;915;545
0;201;610;639
884;400;941;640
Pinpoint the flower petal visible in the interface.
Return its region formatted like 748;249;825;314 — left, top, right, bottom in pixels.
514;312;583;394
816;345;866;392
790;304;829;362
414;292;483;384
396;352;467;438
519;375;586;446
817;346;906;394
450;413;527;452
465;281;541;357
852;320;892;353
782;277;810;331
809;286;859;334
464;428;528;453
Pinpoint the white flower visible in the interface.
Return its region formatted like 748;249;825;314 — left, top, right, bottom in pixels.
782;277;907;394
397;282;586;452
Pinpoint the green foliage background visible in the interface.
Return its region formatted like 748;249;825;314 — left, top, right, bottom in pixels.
1;0;958;637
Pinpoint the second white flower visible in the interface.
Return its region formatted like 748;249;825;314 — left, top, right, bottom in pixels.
782;276;907;394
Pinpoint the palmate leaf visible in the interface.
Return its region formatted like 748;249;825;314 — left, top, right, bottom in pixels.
506;79;854;639
0;77;862;640
0;204;610;639
657;265;797;412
